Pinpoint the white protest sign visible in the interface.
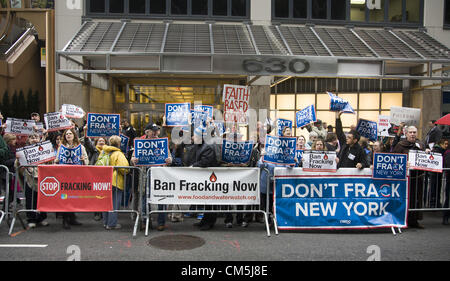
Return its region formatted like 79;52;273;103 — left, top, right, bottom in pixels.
390;106;421;127
302;151;337;172
150;167;260;205
16;140;56;166
44;112;74;132
5;118;36;136
408;151;442;173
222;84;250;124
61;104;85;119
377;115;391;137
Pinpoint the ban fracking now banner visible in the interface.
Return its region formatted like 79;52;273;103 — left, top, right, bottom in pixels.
302;151;337;172
408;150;443;173
86;113;120;137
150;167;260;205
134;138;169;166
37;165;113;212
5;118;36;136
16;140;56;166
44;112;73;132
61;104;85;119
274;168;408;229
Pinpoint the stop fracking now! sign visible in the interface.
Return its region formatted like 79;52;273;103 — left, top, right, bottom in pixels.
37;165;113;212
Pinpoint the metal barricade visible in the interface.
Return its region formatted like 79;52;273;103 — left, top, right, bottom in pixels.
144;167;273;236
8;165;143;237
408;168;450;212
0;165;11;226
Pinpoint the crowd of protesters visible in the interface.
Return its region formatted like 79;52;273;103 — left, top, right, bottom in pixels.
0;108;449;234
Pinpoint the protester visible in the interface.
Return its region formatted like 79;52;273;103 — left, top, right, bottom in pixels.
392;126;429;229
325;132;338;151
312;119;327;140
424;120;443;150
14;133;48;228
101;135;130;230
54;128;89;229
335;112;369;169
121;119;137;149
369;140;385;165
307;131;318;147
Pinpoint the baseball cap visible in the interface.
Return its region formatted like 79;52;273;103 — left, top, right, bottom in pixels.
145;123;160;131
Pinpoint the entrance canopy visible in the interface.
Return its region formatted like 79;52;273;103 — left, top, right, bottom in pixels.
57;20;450;81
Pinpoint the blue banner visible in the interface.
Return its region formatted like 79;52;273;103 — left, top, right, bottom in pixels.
191;110;207;128
276;119;293;136
120;134;129;153
222;139;254;164
58;144;82;165
274;168;408;229
263;135;296;166
86;113;120;137
194;105;214;119
372;153;407;180
328;92;355;114
295;149;303;167
165;103;191;126
296;105;317;128
356;119;378;142
134;138;169;166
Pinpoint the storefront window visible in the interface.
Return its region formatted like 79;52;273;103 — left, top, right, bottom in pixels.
381;93;402;109
192;0;209;15
274;0;289;18
388;0;403;22
359;93;380;109
171;0;188;15
232;0;247;17
350;0;366;21
405;0;421;22
331;0;347;20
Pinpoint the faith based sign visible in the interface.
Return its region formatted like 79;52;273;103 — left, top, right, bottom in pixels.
222;84;250;124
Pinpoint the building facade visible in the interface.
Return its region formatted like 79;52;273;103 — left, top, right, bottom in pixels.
54;0;450;138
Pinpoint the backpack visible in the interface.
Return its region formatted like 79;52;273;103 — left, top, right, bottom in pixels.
95;151;113;166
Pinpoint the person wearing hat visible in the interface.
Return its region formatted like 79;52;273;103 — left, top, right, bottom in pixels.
131;123;172;231
312;119;327;140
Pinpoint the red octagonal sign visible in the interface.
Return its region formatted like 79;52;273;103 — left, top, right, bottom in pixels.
40;177;60;197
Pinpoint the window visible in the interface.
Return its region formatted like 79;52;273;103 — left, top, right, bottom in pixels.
368;0;385;22
445;0;450;26
231;0;246;17
130;0;146;13
274;0;289;18
89;0;105;13
109;0;124;13
171;0;188;14
312;0;327;19
213;0;228;16
192;0;208;15
150;0;166;14
331;0;347;20
293;0;307;18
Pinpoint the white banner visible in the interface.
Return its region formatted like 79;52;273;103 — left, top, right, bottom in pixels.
44;112;74;132
408;151;443;173
390;106;421;127
377;115;391;137
16;140;56;166
5;118;36;136
150;167;260;205
302;151;337;172
61;104;85;119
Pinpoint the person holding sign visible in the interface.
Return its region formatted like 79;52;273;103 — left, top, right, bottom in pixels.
336;112;369;169
392;126;428;229
55;128;89;229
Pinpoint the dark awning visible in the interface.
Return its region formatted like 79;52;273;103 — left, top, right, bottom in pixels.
56;20;450;81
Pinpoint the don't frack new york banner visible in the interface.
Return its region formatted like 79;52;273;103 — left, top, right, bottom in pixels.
86;113;120;137
222;139;253;164
274;168;408;230
263;135;296;166
134;138;169;166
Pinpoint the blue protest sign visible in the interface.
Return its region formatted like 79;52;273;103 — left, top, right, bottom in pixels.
295;149;303;167
165;103;190;127
120;134;129;153
328;91;355;114
58;144;82;165
134;138;169;166
222;140;254;164
191;110;207;128
356;119;378;142
274;168;408;229
373;153;407;180
296;105;317;128
194;105;214;119
263;135;296;166
276;119;293;136
86;113;120;137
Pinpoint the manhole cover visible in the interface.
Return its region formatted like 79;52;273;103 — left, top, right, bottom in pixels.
148;235;205;251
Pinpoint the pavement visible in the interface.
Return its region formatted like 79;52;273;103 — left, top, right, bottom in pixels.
0;211;449;262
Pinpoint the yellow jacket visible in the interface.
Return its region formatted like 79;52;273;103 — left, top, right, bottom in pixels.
101;145;129;190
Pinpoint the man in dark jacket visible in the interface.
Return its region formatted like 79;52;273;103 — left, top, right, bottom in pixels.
424;120;443;150
393;125;429;229
191;127;218;230
336;113;370;169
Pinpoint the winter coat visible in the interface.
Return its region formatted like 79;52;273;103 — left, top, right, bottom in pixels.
102;145;129;190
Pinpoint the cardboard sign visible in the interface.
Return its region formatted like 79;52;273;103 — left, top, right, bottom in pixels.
223;84;250;124
302;151;337;172
37;165;113;212
372;153;407;180
5;118;36;136
16;140;56;166
296;105;317;128
61;104;85;119
378;115;391;137
165;103;191;127
263;135;296;166
150;167;259;205
44;112;73;132
408;151;443;173
134;138;169;166
57;144;82;165
274;168;408;229
86;113;120;137
390;106;421;127
356;119;378;142
222;140;254;164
